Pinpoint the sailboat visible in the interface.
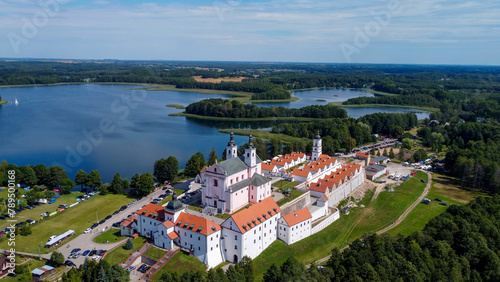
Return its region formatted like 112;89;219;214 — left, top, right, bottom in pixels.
14;98;18;105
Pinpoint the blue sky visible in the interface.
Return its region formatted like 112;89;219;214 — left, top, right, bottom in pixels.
1;0;499;65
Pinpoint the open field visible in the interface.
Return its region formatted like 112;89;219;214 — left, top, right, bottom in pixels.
0;190;89;230
253;172;428;278
150;251;206;281
386;173;486;236
192;76;246;83
276;189;304;206
143;246;167;261
93;228;123;244
165;104;185;109
103;236;147;266
0;193;133;254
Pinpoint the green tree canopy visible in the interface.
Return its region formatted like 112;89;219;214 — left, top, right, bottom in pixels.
86;170;102;190
110;173;123;194
185;152;206;177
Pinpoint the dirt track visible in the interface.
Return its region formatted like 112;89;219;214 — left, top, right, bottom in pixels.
309;171;431;267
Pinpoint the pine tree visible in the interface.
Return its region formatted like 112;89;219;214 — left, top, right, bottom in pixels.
124;238;134;250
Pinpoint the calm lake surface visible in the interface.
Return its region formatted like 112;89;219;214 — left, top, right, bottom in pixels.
0;85;430;182
253;88;431;119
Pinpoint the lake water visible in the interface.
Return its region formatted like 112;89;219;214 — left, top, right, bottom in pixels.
252;88;431;119
0;85;430;182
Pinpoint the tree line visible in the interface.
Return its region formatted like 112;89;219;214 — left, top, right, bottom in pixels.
156;194;500;281
185;99;347;119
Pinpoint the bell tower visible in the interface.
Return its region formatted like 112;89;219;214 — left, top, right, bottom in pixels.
226;132;238;160
244;134;257;168
312;130;322;161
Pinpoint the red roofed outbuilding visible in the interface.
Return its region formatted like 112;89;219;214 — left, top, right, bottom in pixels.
278;207;312;245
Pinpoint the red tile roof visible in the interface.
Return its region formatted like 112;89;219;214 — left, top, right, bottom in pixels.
290;169;311;178
136;203;168;219
321;194;329;202
174;213;221;236
120;214;137;227
228;197;281;234
281;207;312;227
309;182;328;193
356;152;369;159
261;163;276;172
162;221;174;228
167;232;179;239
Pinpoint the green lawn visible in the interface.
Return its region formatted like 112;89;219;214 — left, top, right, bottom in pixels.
93;229;124;243
276;189;305;206
0;190;87;230
253;172;428;278
143;246;167;261
273;181;300;191
150;252;206;281
2;257;46;282
0;194;133;254
103;236;147;266
386;173;485;236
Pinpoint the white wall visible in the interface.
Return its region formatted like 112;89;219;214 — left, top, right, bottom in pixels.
277;217;311;245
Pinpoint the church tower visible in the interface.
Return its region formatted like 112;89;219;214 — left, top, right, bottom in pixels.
312;130;322;161
226;132;238;160
244;134;257;168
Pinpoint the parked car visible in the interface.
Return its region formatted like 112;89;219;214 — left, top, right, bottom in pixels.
113;210;119;215
65;260;75;267
84;228;92;234
126;266;136;271
83;250;90;256
105;215;112;220
112;222;120;228
420;179;426;183
99;220;105;224
435;198;442;202
71;248;81;254
439;202;448;206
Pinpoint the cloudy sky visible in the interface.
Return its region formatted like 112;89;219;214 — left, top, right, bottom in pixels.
1;0;499;65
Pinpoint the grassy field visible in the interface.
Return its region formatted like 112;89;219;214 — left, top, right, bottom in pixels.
0;190;87;230
0;194;133;254
273;180;300;191
103;236;147;266
143;246;167;261
165;104;185;109
150;252;206;281
252;172;428;278
386;173;485;236
93;229;123;243
1;257;47;282
276;190;305;206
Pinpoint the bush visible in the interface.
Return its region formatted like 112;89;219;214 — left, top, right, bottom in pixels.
19;225;32;236
50;251;65;266
124;238;133;250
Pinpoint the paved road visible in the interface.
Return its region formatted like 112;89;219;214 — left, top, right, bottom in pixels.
56;187;169;266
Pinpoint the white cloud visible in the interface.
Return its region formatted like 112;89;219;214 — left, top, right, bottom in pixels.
0;0;498;64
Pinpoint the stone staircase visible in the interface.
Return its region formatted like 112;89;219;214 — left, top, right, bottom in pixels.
120;242;153;268
141;247;180;281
